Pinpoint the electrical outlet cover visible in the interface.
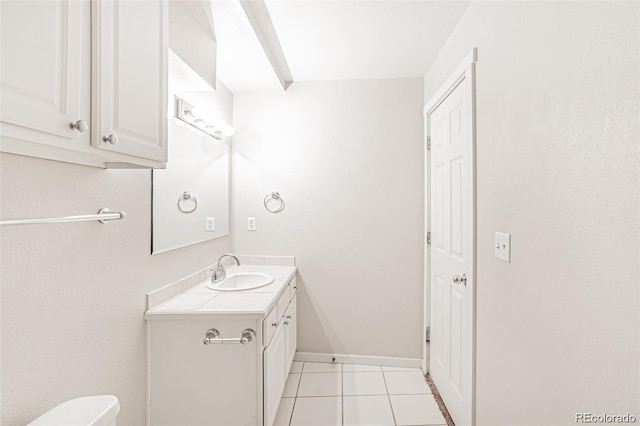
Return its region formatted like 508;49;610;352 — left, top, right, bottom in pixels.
206;217;215;232
495;232;511;262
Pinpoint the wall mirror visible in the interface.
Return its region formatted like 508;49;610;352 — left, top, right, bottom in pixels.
152;51;231;254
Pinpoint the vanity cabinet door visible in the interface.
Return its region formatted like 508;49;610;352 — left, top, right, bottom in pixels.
284;298;297;372
263;323;286;426
92;0;168;163
0;0;91;153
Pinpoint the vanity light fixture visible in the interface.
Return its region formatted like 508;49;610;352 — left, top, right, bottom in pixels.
175;97;233;140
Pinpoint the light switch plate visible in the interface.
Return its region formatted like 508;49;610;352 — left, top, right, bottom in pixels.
206;217;215;232
495;232;511;262
248;217;256;231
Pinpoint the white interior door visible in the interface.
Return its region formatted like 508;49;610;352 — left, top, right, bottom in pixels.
426;49;476;426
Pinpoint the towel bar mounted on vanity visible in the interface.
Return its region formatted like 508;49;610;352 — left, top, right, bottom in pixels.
203;328;256;345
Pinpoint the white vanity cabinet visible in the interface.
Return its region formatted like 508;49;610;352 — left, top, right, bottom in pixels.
285;300;297;369
263;292;297;426
148;318;262;425
263;317;287;426
0;0;167;169
147;274;298;426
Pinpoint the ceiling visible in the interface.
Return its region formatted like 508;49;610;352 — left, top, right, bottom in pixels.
209;0;471;93
211;0;284;92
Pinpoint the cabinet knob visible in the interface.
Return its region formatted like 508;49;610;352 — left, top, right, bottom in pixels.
103;134;118;145
287;315;291;319
271;322;277;328
284;320;289;325
69;120;88;132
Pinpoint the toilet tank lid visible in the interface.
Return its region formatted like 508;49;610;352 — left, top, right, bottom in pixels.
28;395;120;426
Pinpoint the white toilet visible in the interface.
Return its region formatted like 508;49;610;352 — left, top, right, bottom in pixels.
28;395;120;426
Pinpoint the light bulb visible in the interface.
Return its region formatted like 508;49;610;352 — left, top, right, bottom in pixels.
222;124;234;137
189;106;202;117
181;107;195;123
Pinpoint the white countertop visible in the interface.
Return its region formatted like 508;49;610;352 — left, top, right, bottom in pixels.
144;265;297;320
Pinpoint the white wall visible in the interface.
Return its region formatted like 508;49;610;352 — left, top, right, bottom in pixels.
0;82;233;424
423;2;639;424
169;0;217;89
233;79;425;359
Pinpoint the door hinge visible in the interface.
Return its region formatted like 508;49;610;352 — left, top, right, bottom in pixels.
426;231;431;245
426;326;431;343
426;136;431;150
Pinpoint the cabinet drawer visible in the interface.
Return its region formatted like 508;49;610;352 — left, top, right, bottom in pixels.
277;285;290;321
263;307;279;346
289;277;297;301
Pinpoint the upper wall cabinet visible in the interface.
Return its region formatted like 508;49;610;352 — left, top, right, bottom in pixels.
0;0;168;169
0;1;91;159
92;0;167;163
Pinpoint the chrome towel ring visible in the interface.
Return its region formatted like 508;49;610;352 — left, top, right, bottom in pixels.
177;191;198;213
264;192;285;213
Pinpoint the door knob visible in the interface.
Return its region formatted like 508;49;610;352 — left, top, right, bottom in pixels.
103;134;118;145
452;274;467;286
69;120;88;132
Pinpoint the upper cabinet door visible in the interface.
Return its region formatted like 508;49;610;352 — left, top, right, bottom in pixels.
0;0;90;149
92;0;168;162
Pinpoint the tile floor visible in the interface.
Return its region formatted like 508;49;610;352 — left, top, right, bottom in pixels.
273;362;447;426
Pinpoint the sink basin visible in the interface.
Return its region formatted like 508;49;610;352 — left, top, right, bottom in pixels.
206;272;275;292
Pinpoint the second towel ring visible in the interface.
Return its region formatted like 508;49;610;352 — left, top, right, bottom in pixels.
178;191;198;213
264;192;285;213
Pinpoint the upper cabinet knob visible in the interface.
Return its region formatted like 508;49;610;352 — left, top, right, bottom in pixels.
103;134;118;145
69;120;88;132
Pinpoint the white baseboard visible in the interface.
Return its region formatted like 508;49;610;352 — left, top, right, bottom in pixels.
294;352;422;369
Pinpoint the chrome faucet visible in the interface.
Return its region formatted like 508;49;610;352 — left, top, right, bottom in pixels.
211;253;240;283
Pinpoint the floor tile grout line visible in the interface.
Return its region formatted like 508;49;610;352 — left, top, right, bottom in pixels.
288;361;304;426
381;367;398;426
294;395;342;398
386;392;433;396
343;393;389;396
294;367;303;396
287;396;295;426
